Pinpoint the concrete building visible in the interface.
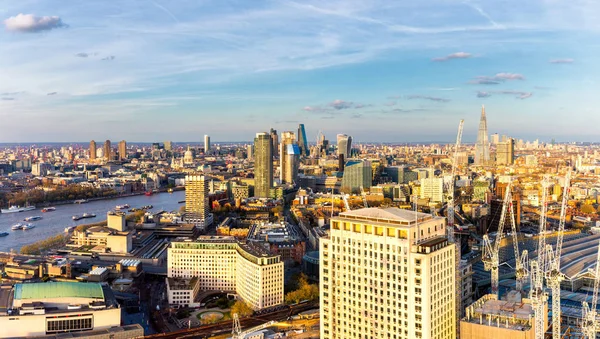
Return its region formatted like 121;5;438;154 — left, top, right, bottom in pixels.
460;293;548;339
89;140;97;160
254;132;273;198
118;140;127;161
69;226;132;253
103;140;111;161
283;144;300;185
420;176;444;203
320;208;456;339
204;135;211;154
185;174;213;229
279;131;295;183
496;138;515;165
167;237;284;310
164;140;173;151
341;160;372;194
107;211;126;232
32;162;53;176
247;144;254;160
0;282;124;338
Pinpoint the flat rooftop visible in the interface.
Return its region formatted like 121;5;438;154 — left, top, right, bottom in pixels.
338;207;436;225
463;295;534;331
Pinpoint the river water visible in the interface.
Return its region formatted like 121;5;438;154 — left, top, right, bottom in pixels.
0;191;185;252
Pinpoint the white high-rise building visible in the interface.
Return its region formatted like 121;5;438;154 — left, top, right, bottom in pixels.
184;174;213;229
204;135;211;154
320;208;456;339
420;176;444;203
167;237;284;310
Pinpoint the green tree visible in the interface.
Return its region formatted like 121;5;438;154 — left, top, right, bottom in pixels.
230;301;253;317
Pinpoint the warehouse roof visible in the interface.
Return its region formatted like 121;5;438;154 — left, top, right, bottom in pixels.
14;282;104;301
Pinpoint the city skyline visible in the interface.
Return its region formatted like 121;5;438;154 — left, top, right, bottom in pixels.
1;1;599;142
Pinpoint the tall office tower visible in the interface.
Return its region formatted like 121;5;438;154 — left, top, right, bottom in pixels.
89;140;97;160
118;140;127;161
204;135;211;154
164;141;173;151
340;160;372;194
279;131;296;184
496;138;515;165
185;174;213;229
320;208;456;339
490;133;499;145
270;128;279;158
103;140;111;161
474;105;490;165
298;124;309;157
284;144;300;184
420;175;444;203
337;134;352;160
246;144;254;160
254;132;273;198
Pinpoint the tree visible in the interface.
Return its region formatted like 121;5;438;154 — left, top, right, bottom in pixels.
230;301;253;317
284;273;319;304
581;204;595;214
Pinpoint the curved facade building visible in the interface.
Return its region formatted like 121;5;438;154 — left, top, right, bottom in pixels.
336;134;352;160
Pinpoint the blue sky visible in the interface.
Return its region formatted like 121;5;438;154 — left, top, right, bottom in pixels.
0;0;599;143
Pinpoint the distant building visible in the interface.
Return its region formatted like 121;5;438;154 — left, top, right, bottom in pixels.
474;105;490;165
254;132;273;198
284;144;300;185
337;134;352;160
496;138;515;165
246;144;254;160
420;175;444;203
341;160;371;194
89;140;97;160
103;140;111;161
490;133;499;145
279;131;296;184
69;226;132;253
185;174;213;229
118;140;127;161
167;237;284;310
32;162;53;176
204;135;210;154
164;140;173;151
0;282;127;338
270;128;279;157
298;123;309;157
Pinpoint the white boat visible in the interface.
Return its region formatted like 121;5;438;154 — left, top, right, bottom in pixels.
22;223;35;230
74;199;88;204
11;223;24;230
64;226;76;233
115;204;130;210
24;216;42;222
1;205;36;213
42;207;56;212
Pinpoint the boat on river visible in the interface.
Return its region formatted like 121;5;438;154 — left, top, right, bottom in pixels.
1;205;36;213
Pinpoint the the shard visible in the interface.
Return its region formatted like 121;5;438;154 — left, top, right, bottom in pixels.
474;105;490;165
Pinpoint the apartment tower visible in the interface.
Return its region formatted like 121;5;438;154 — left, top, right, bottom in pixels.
254;132;273;198
89;140;97;160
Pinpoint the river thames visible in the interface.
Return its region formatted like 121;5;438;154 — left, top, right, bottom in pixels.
0;191;185;252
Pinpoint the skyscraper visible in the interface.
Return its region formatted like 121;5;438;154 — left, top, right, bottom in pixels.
103;140;111;161
185;174;213;229
474;105;490;165
118;140;127;161
204;135;211;154
496;138;515;165
340;160;372;194
337;134;352;160
279;131;296;184
246;144;254;160
89;140;96;160
320;208;456;339
284;144;300;185
254;132;273;198
297;124;309;157
270;128;279;158
164;141;173;151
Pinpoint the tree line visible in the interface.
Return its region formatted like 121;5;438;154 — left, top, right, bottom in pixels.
0;184;118;207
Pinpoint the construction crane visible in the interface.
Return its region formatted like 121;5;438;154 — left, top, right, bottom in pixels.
482;181;513;297
544;171;571;339
447;119;464;243
581;240;600;339
503;180;529;293
360;186;368;208
341;194;351;211
537;175;551;269
231;313;277;339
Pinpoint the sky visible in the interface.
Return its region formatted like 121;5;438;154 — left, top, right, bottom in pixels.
0;0;599;143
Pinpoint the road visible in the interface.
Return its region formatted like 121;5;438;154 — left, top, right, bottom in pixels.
144;302;318;339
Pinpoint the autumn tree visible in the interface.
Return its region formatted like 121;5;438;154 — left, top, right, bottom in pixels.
230;300;253;317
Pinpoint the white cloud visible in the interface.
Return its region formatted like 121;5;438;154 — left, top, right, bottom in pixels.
432;52;472;62
549;58;574;64
4;14;65;32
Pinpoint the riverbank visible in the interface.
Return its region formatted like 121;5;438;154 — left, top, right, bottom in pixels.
31;187;183;208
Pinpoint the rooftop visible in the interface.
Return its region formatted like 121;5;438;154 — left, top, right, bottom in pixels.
339;207;434;224
14;282;105;301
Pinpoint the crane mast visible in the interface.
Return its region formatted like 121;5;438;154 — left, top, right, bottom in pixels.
504;181;529;293
482;181;512;297
545;171;571;339
581;240;600;339
447;119;464;243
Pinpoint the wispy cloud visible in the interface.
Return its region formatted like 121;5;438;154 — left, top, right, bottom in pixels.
1;97;15;101
329;99;354;110
407;95;450;102
101;56;116;61
47;92;57;96
476;90;532;99
477;91;491;98
384;101;397;106
432;52;472;62
549;58;574;64
75;53;89;58
469;73;525;85
3;14;66;33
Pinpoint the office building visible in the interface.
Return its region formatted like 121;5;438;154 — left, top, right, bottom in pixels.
284;144;301;185
89;140;97;160
491;133;499;145
118;140;127;161
164;140;173;151
298;123;309;157
247;144;254;160
341;160;372;194
337;134;352;160
420;175;444;203
103;140;111;161
270;128;279;157
167;237;284;310
185;174;213;229
279;131;296;184
474;105;490;165
204;135;211;154
0;281;126;338
496;138;515;165
320;208;456;339
254;132;273;198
